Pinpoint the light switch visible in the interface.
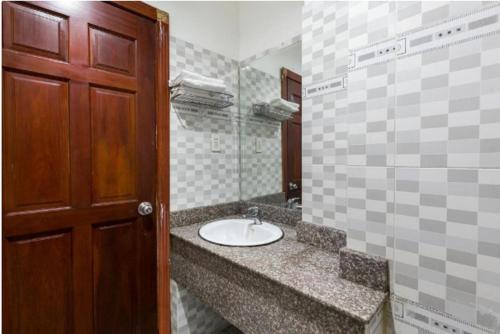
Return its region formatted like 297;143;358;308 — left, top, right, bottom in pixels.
255;137;263;153
392;300;404;318
211;133;221;152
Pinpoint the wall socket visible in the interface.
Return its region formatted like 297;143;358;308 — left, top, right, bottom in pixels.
211;133;221;152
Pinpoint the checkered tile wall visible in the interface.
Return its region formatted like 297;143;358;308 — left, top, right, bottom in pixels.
239;66;282;200
302;1;350;230
170;36;240;212
170;36;237;333
302;1;500;333
171;281;229;334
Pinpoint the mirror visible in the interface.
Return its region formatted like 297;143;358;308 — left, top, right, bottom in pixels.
239;41;302;209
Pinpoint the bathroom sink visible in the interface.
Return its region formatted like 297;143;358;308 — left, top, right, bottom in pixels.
198;218;283;246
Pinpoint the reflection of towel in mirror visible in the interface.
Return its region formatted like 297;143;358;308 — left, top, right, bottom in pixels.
170;70;227;92
270;98;300;113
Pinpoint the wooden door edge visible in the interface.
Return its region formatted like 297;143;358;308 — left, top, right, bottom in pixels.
108;1;168;23
155;14;171;334
280;67;289;198
280;67;302;199
106;5;171;332
111;3;172;332
281;67;302;83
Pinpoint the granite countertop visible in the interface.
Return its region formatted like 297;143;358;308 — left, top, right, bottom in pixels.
170;218;387;323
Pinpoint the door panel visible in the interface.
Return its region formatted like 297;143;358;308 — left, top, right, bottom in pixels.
90;87;137;205
2;2;69;61
93;221;136;334
89;26;136;75
3;71;70;213
281;68;302;200
2;1;158;333
5;231;73;334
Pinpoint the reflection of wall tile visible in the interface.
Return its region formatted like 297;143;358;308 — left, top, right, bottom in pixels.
239;67;282;199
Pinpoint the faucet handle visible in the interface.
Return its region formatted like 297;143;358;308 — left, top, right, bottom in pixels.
246;206;262;225
247;206;259;216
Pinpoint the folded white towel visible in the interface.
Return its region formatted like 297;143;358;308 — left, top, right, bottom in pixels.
171;78;228;93
270;98;299;112
171;85;233;100
170;70;227;92
186;70;225;85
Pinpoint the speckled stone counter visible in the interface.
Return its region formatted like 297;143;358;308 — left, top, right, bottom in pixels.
170;211;388;334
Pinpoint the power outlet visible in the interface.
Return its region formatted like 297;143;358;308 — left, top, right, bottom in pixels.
431;319;460;334
211;133;221;152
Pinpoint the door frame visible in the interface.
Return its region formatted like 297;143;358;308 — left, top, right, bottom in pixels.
280;67;302;200
111;2;171;333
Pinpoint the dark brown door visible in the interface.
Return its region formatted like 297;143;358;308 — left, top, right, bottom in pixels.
2;2;157;333
281;68;302;200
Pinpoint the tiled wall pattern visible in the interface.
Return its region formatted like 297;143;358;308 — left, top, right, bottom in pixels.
302;1;350;230
240;34;302;66
170;36;240;212
239;66;282;199
170;281;229;334
302;1;500;333
170;36;237;333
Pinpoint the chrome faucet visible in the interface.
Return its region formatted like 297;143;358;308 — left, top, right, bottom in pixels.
286;197;301;209
245;206;262;225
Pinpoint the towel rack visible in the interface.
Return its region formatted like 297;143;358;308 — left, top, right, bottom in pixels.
170;85;234;109
252;103;295;121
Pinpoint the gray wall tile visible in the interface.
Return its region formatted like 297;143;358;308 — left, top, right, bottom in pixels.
303;1;500;332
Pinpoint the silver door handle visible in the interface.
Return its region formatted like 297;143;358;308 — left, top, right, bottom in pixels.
138;202;153;216
289;182;298;190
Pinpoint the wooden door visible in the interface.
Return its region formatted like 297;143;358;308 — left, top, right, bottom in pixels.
2;2;158;333
281;68;302;200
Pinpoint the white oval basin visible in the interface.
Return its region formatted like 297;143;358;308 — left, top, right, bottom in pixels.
198;218;283;246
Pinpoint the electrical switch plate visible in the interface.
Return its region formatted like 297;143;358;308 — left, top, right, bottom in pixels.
255;137;263;153
211;133;221;152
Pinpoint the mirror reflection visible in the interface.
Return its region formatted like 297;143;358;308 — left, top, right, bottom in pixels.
239;41;302;209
